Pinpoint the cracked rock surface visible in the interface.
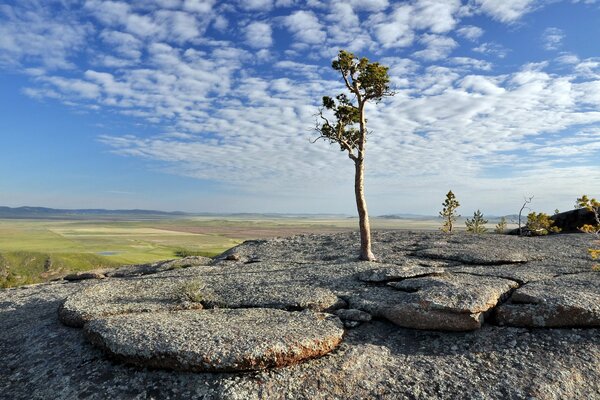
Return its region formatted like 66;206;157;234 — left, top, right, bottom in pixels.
2;231;600;399
495;272;600;327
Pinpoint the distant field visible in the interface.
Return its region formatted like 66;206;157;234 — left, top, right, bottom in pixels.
0;216;509;288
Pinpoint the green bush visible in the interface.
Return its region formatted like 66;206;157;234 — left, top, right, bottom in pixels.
465;210;488;234
526;212;561;236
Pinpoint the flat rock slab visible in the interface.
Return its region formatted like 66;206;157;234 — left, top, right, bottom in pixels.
84;308;344;372
201;282;344;311
356;263;445;282
352;273;518;331
414;246;528;265
495;272;600;327
106;256;212;278
59;277;201;327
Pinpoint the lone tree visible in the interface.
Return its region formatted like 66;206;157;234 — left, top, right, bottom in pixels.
466;210;488;234
314;50;393;261
440;190;460;233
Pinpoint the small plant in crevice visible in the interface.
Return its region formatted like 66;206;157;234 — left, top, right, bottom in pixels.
177;279;206;303
465;210;488;234
576;195;600;270
439;190;460;233
495;217;508;234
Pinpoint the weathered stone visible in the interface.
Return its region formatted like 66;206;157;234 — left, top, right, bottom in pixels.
414;246;528;265
495;272;600;327
201;282;345;311
2;231;600;399
63;272;106;281
106;256;211;278
84;308;344;372
352;273;518;331
356;263;445;282
335;308;372;322
58;277;203;327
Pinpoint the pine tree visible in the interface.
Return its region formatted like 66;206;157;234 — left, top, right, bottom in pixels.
526;212;561;236
495;216;508;234
314;50;393;261
576;195;600;270
439;190;460;233
465;210;488;234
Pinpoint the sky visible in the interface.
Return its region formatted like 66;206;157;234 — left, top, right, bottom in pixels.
0;0;599;216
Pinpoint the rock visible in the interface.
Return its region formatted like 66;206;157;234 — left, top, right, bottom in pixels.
200;282;345;312
495;272;600;327
356;263;445;282
335;308;372;322
352;273;518;331
551;208;600;233
106;256;211;278
2;231;600;399
414;246;528;265
225;254;241;261
84;308;344;372
58;277;203;327
63;272;106;281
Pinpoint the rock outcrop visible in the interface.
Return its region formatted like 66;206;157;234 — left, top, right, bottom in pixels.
1;231;599;399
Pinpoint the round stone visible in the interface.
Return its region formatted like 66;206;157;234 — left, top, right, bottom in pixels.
84;308;344;372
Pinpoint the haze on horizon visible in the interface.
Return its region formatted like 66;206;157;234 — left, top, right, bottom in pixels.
1;0;599;216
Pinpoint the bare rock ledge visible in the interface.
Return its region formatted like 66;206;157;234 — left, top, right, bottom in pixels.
84;308;344;372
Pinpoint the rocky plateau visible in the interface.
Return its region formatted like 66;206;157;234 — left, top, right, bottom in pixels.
1;231;599;399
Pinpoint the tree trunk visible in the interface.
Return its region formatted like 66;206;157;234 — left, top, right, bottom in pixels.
354;159;375;261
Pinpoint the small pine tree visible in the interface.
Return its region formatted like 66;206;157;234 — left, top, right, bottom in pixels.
465;210;488;234
526;212;561;236
495;216;508;234
439;190;460;233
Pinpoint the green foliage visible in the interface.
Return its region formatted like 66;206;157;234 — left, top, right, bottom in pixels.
465;210;488;234
495;217;508;234
316;50;392;159
439;191;460;233
576;195;600;270
526;212;561;236
177;279;205;303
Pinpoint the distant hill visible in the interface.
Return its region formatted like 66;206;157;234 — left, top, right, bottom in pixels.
0;206;188;220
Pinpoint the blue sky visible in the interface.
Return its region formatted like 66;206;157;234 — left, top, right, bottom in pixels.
1;0;599;215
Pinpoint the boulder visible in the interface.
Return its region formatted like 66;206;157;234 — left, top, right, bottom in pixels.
84;308;344;372
495;272;600;327
551;208;599;233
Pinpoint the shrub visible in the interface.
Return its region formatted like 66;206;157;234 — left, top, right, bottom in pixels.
465;210;488;234
525;212;561;236
576;195;600;270
177;279;205;303
439;190;460;233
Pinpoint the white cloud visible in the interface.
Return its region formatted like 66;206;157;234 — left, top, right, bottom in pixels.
239;0;274;12
542;27;564;51
0;3;91;69
245;21;273;48
472;0;538;22
413;34;458;61
456;25;484;41
283;10;326;44
473;42;509;58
